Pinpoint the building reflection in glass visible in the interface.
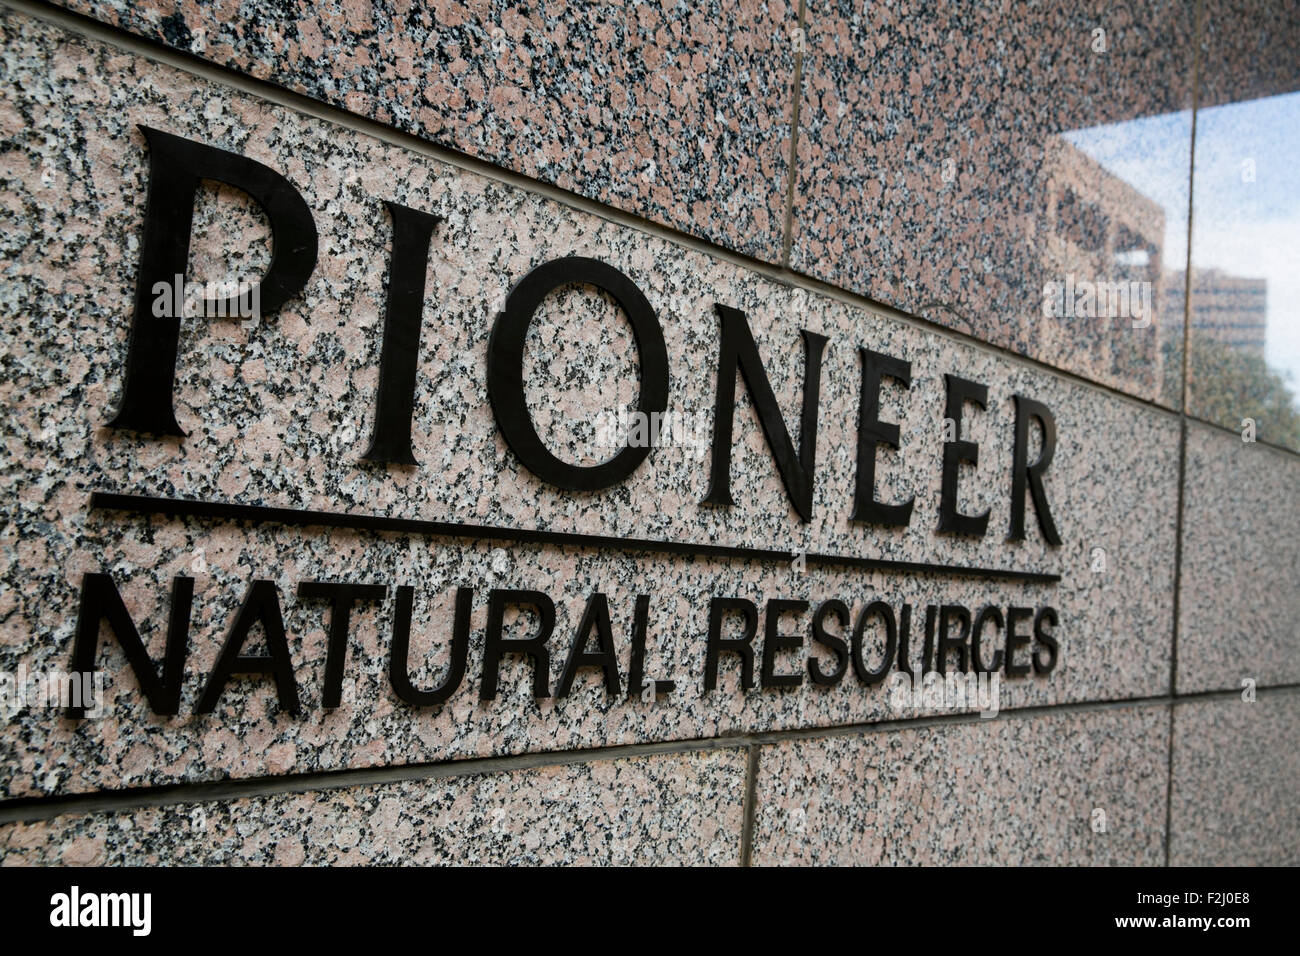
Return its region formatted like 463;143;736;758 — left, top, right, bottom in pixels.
1054;91;1300;450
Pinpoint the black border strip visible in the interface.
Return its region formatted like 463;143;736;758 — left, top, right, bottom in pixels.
88;491;1061;584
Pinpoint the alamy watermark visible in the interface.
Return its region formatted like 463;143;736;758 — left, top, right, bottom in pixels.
886;670;1001;718
1;666;105;719
151;273;260;320
1041;274;1152;328
594;405;711;458
50;886;151;936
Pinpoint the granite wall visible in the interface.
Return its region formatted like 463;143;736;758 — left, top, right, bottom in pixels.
0;0;1296;865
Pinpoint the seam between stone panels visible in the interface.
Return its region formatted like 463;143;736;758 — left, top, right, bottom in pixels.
14;688;1300;824
1162;703;1176;867
1171;684;1300;705
4;694;1176;820
3;0;1275;445
779;0;807;269
1163;700;1178;867
4;686;1296;824
1178;411;1300;461
1166;0;1204;868
1178;0;1203;426
740;744;761;867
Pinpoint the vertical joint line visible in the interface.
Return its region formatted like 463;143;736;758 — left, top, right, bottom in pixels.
1166;0;1205;869
740;743;762;866
1170;0;1204;703
780;0;808;269
1178;0;1202;417
1163;703;1176;866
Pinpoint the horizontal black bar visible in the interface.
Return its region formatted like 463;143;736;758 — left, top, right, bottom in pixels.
88;491;1062;584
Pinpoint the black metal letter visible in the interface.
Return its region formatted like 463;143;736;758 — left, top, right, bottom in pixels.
938;373;990;537
109;127;317;436
971;605;1005;673
196;580;300;715
389;586;472;707
557;592;622;697
852;348;914;526
704;597;758;692
808;599;850;686
486;257;668;490
363;202;441;465
760;599;807;689
1003;606;1033;677
68;573;193;717
851;600;897;686
480;589;554;700
1008;395;1062;545
1033;606;1060;674
296;581;388;708
934;604;971;674
702;304;829;522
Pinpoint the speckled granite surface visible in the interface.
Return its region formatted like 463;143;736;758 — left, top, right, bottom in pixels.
750;703;1169;865
1;11;1182;798
43;0;796;263
36;0;1300;430
0;2;1295;869
0;747;746;864
1177;425;1300;693
1170;690;1300;867
1199;0;1300;107
790;0;1194;407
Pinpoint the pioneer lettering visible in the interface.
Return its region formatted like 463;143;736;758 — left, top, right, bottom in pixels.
107;127;1060;542
64;127;1067;721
